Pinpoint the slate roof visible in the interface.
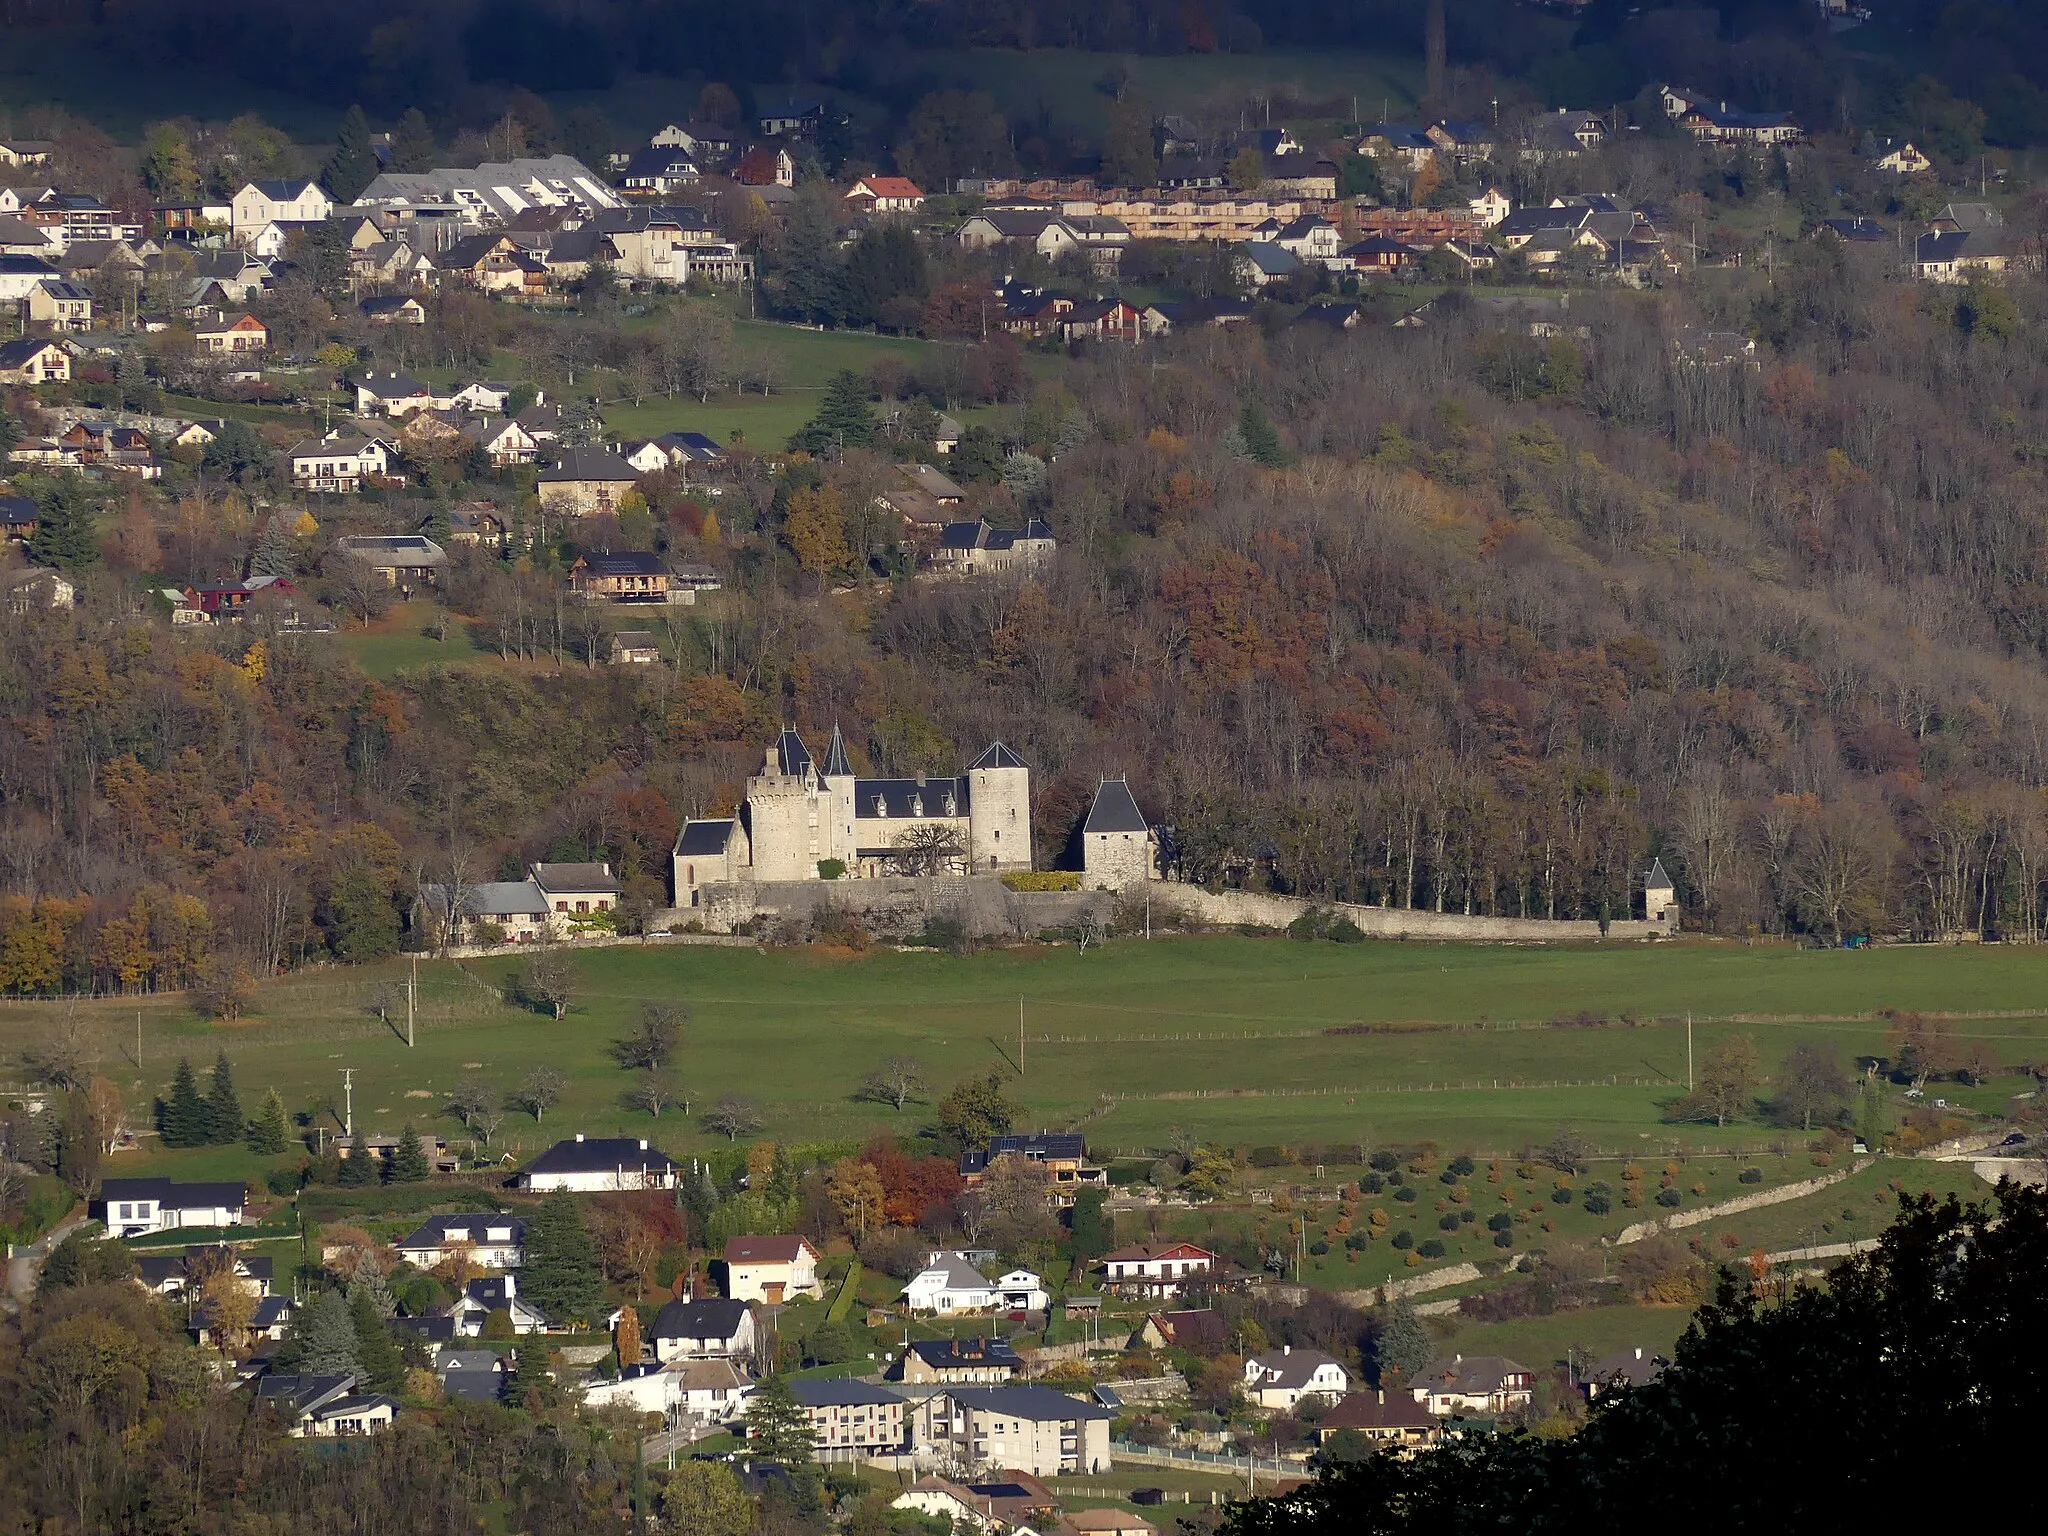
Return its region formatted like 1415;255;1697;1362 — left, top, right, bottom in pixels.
0;495;38;526
575;550;667;577
650;1297;751;1341
1419;1354;1533;1394
774;727;813;775
789;1378;902;1407
1584;1347;1665;1390
821;723;853;776
531;861;623;893
906;1336;1021;1370
945;1385;1112;1421
442;1369;506;1403
396;1212;526;1249
1821;217;1887;241
100;1177;247;1209
1916;230;1974;264
1645;857;1673;890
854;776;969;820
968;742;1027;771
1246;1347;1347;1390
1083;778;1147;835
1237;241;1299;276
724;1234;815;1265
523;1136;676;1176
540;446;639;482
675;819;739;856
653;429;723;461
1322;1388;1438;1430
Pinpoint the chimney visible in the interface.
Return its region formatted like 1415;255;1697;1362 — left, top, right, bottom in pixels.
1282;1344;1290;1356
1634;1347;1643;1360
640;1139;649;1151
575;1132;585;1142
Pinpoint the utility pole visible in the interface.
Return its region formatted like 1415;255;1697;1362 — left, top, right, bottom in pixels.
342;1068;355;1138
407;956;417;1048
1687;1015;1695;1092
1018;995;1025;1076
136;1010;142;1068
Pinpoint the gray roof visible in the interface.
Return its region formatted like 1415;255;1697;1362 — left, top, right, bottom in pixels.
337;534;447;566
1645;858;1673;890
854;776;969;820
442;1370;505;1403
789;1378;903;1407
675;818;738;856
531;861;622;893
775;727;813;776
1083;778;1147;835
541;446;639;482
397;1212;526;1248
575;550;666;577
99;1177;246;1208
821;723;852;777
1246;1347;1346;1390
523;1136;675;1176
907;1336;1020;1369
650;1297;751;1342
945;1385;1112;1422
356;156;620;221
968;742;1026;771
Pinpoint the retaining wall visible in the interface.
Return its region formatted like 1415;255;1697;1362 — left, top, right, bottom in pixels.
1610;1161;1870;1245
1166;886;1671;942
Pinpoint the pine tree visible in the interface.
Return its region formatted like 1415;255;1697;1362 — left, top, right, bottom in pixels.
249;519;298;580
349;1285;404;1391
774;196;849;327
249;1088;290;1155
510;1344;558;1411
1373;1299;1431;1386
743;1374;816;1464
159;1056;207;1148
789;370;875;455
28;479;100;571
206;1050;243;1145
1238;401;1287;467
297;1290;362;1377
518;1192;603;1327
335;1138;375;1186
321;104;381;203
389;1123;430;1182
387;107;438;172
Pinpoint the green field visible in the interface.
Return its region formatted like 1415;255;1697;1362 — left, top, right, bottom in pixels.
331;602;489;679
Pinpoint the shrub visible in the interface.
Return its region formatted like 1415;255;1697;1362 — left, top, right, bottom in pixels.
1550;1186;1574;1205
1440;1168;1461;1185
816;859;846;880
1361;1172;1385;1194
1737;1167;1764;1184
1439;1213;1462;1231
1344;1232;1369;1251
1369;1150;1400;1173
1395;1186;1418;1203
1448;1154;1475;1176
1308;1239;1329;1256
481;1308;515;1340
1390;1230;1414;1250
1583;1184;1614;1215
1487;1212;1513;1232
1248;1146;1292;1167
1000;870;1081;891
1493;1229;1514;1248
1656;1187;1683;1208
1418;1239;1446;1258
1459;1209;1476;1224
265;1166;302;1197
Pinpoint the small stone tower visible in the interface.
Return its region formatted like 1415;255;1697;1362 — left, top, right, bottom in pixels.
1643;857;1678;926
966;742;1032;873
817;723;858;870
1083;778;1155;889
745;727;821;882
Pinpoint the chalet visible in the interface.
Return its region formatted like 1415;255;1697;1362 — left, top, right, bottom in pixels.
539;446;641;516
395;1213;526;1270
620;146;701;194
516;1134;678;1193
0;139;52;166
610;630;661;665
649;429;724;473
1242;1346;1351;1409
931;518;1056;578
195;1292;293;1348
1676;99;1802;145
733;147;796;189
355;371;439;416
290;436;394;493
649;1296;757;1362
1341;234;1420;273
436;232;531;292
447;1275;550;1335
334;534;448;591
758;99;825;137
1862;136;1932;176
570;549;672;602
255;1373;397;1437
891;1336;1022;1384
619;439;672;474
449;380;525;413
185;574;298;620
846;176;925;214
788;1378;908;1463
1317;1389;1440;1448
1424;119;1497;164
445;501;509;548
1527;109;1608;159
651;122;739;162
96;1178;247;1237
961;1132;1104;1189
461;415;538;467
723;1235;822;1303
1413;1353;1535;1417
998;291;1077;339
1130;1309;1226;1353
0;336;70;382
1100;1241;1215;1298
1359;124;1436;171
359;294;427;324
0;494;37;541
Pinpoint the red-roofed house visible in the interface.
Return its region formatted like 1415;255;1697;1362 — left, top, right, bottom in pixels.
1100;1241;1216;1298
846;176;925;214
722;1235;822;1303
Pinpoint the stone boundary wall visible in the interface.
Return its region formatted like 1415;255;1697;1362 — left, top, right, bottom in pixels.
1338;1262;1486;1307
1763;1239;1877;1265
1610;1161;1870;1245
439;931;756;960
1165;886;1671;942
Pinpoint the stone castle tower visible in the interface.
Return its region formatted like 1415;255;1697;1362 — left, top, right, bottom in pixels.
966;742;1032;873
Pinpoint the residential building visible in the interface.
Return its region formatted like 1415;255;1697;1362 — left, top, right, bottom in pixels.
672;817;749;905
905;1253;1002;1314
570;550;672;602
135;1246;273;1298
1819;217;1888;243
1130;1309;1226;1353
1067;1513;1158;1536
1318;1388;1441;1448
1863;136;1932;175
355;156;621;228
0;335;70;382
651;123;740;162
539;446;642;516
462;416;538;467
231;180;334;245
759;100;825;137
4;567;75;613
1058;297;1145;343
446;1275;550;1335
334;534;448;591
723;1235;822;1303
22;277;91;330
289;436;395;493
669;1357;756;1420
611;630;662;664
1242;1346;1351;1409
1671;94;1802;144
649;1296;756;1363
1914;227;2009;282
255;1373;397;1437
956;210;1132;264
847;176;926;214
892;1477;997;1531
1359;124;1437;171
355;371;441;416
360;294;427;324
182;575;299;621
96;1178;247;1236
961;1132;1104;1189
915;1386;1114;1476
0;494;37;542
892;1336;1023;1385
0;139;53;166
530;861;622;918
422;879;552;944
1582;1346;1665;1398
1413;1354;1536;1416
436;232;535;292
787;1378;909;1463
1100;1242;1215;1298
733;146;797;188
620;146;701;194
394;1213;527;1270
1236;239;1300;286
931;519;1056;578
515;1134;679;1193
438;1348;508;1404
1526;109;1609;159
1082;778;1157;889
445;501;509;548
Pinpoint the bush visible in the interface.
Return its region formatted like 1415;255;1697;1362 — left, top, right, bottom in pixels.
1390;1230;1414;1250
1361;1172;1385;1194
1551;1185;1574;1205
1418;1239;1446;1258
1448;1154;1476;1176
1459;1208;1477;1224
1439;1213;1462;1231
1001;870;1082;891
1369;1149;1400;1173
1583;1184;1614;1215
1248;1146;1293;1168
1395;1186;1418;1203
1493;1229;1514;1248
481;1308;515;1340
816;858;846;880
1656;1187;1683;1208
265;1165;303;1197
1738;1167;1764;1184
1487;1212;1513;1232
1344;1232;1369;1251
1308;1239;1330;1256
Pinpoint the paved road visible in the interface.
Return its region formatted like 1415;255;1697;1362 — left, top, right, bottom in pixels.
4;1210;89;1311
642;1419;724;1464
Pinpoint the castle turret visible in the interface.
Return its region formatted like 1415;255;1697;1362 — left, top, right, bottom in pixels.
818;723;857;870
745;727;822;881
1082;777;1155;889
966;741;1032;873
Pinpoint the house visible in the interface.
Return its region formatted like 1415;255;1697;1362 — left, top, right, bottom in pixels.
1242;1346;1351;1410
1341;234;1419;273
915;1386;1113;1476
1100;1241;1215;1298
1294;301;1365;331
330;1131;457;1175
355;372;440;416
96;1178;247;1236
1914;227;2009;283
1527;109;1608;159
1677;99;1802;145
1130;1309;1226;1354
957;211;1132;265
1819;217;1888;243
334;534;448;591
462;416;539;468
1862;136;1932;175
620;146;701;194
1359;124;1436;171
723;1235;822;1303
135;1246;274;1298
516;1134;678;1192
184;575;299;620
672;816;749;905
733;146;797;189
650;1296;757;1362
531;860;624;918
230;180;333;245
0;139;52;166
1413;1354;1535;1417
1582;1346;1665;1398
905;1253;1002;1314
892;1336;1023;1384
610;630;662;665
195;1292;293;1348
1316;1389;1440;1448
1058;297;1145;343
1082;778;1156;890
931;519;1056;578
1235;239;1300;286
650;429;725;473
571;549;672;602
436;232;534;292
444;501;509;549
437;1348;508;1404
758;100;825;137
447;1275;550;1335
996;1269;1050;1312
4;566;74;614
651;122;740;162
1139;298;1251;336
539;446;642;516
255;1373;396;1437
360;294;427;325
290;436;394;493
1067;1512;1158;1536
22;277;91;331
787;1378;909;1463
422;879;551;944
961;1132;1104;1190
394;1213;526;1270
0;494;37;542
847;176;926;214
670;1357;756;1420
581;1360;679;1414
0;336;70;383
892;1477;997;1531
1468;187;1512;227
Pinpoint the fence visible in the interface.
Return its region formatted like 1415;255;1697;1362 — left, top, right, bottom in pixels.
1111;1439;1302;1478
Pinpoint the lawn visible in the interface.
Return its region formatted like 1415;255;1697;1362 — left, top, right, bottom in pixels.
331;602;489;680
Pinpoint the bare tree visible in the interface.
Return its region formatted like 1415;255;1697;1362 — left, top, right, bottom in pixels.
517;949;576;1020
703;1094;762;1140
858;1054;928;1110
20;1008;97;1093
511;1066;568;1123
614;1002;687;1071
447;1075;497;1134
1774;1042;1850;1131
1074;907;1103;954
892;823;966;876
625;1068;685;1119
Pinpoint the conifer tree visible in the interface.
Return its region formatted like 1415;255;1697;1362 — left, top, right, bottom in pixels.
28;479;100;571
321;105;381;203
743;1374;816;1464
206;1050;243;1145
387;107;438;172
335;1138;375;1186
249;519;298;580
789;370;875;454
297;1290;362;1377
510;1344;557;1411
1238;401;1287;467
348;1286;404;1391
389;1123;430;1182
249;1088;290;1155
159;1056;207;1147
518;1192;602;1326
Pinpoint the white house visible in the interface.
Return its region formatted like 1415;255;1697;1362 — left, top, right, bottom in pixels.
722;1235;822;1304
1242;1346;1351;1410
395;1213;526;1270
290;436;394;493
230;180;334;246
96;1178;247;1236
904;1252;1001;1314
1413;1354;1536;1417
447;1275;550;1335
912;1386;1114;1476
995;1268;1051;1313
255;1374;396;1437
1100;1241;1215;1298
648;1296;757;1363
517;1135;679;1192
893;1477;996;1531
1469;187;1512;227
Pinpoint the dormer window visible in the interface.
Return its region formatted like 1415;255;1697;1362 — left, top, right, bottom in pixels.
874;795;887;816
943;793;957;816
910;795;923;817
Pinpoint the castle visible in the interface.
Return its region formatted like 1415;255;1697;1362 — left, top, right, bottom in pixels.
672;727;1034;905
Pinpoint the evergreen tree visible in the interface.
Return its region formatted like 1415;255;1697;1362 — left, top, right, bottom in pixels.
28;478;100;571
841;222;927;328
387;107;438;172
389;1123;430;1182
335;1138;375;1186
561;105;613;172
297;1290;362;1377
518;1192;603;1326
158;1056;207;1148
201;419;270;482
510;1344;557;1411
1372;1299;1431;1385
1068;1187;1113;1261
249;1088;290;1155
206;1050;243;1145
743;1374;816;1464
321;105;381;203
249;519;298;580
348;1286;404;1391
1237;401;1288;467
788;370;875;455
773;194;848;326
